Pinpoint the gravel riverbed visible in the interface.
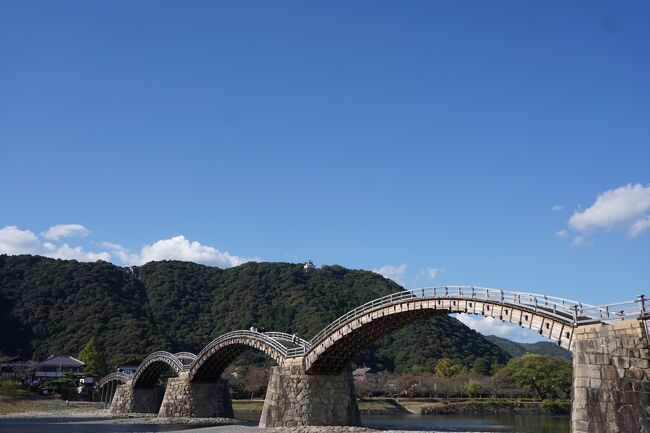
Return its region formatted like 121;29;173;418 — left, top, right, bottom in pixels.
0;408;488;433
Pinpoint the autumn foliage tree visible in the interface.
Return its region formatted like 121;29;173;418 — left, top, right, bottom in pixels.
435;357;461;378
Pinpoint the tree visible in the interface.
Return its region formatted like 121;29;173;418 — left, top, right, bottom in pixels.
435;357;461;378
241;368;268;399
78;337;108;378
464;379;482;397
418;374;438;398
493;354;572;399
472;357;491;376
354;378;370;398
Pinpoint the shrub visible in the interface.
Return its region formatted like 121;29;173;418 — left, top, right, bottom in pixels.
464;379;482;398
0;380;21;396
542;399;571;414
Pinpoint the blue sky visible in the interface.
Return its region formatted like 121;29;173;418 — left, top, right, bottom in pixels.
1;1;648;342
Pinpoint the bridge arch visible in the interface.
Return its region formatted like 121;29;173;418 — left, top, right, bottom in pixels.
304;286;592;374
96;372;130;403
131;351;185;388
189;331;293;382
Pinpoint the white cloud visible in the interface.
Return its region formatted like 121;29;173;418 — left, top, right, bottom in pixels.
572;235;588;247
42;243;111;262
551;205;563;211
569;183;650;238
100;242;140;264
0;226;41;254
136;235;251;267
372;264;407;285
42;224;90;240
555;229;568;239
628;216;650;238
0;225;111;261
421;267;442;280
103;236;255;267
453;314;545;343
1;225;254;268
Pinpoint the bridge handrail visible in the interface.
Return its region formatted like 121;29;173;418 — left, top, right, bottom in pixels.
308;290;419;347
579;297;647;322
97;371;131;388
264;332;311;348
191;330;294;367
135;351;187;375
173;352;197;365
307;286;646;348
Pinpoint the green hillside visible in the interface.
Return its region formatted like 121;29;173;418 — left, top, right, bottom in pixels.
0;255;509;372
486;335;572;361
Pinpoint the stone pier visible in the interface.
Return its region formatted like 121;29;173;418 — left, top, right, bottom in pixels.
159;372;233;418
110;381;160;414
571;319;650;433
259;358;360;427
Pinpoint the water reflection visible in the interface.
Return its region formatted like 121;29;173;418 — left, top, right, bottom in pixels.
0;414;571;433
0;420;183;433
362;414;570;433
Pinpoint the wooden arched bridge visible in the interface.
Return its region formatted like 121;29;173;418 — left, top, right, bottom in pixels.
100;286;649;433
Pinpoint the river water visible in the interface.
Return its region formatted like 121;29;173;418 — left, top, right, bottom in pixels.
362;414;570;432
0;418;187;433
0;414;570;433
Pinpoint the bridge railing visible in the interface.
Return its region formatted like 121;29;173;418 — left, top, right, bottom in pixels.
307;286;648;348
264;332;311;348
97;371;132;388
307;290;420;347
141;351;188;372
173;352;197;367
193;330;300;364
129;291;647;365
580;296;648;323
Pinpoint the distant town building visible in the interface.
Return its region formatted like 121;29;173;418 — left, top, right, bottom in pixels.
0;356;36;382
352;367;379;386
303;260;315;270
35;355;85;380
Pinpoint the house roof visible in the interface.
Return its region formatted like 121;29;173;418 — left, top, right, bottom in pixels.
38;355;85;368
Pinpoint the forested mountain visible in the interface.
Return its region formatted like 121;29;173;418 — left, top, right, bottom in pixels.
486;335;572;361
0;255;509;372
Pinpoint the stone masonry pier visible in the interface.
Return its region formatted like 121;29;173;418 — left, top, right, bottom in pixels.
259;358;360;427
110;381;160;414
572;319;650;433
159;373;232;418
110;374;232;418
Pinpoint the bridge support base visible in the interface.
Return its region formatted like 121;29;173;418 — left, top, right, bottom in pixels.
571;319;650;433
110;381;160;414
259;359;360;427
159;373;233;418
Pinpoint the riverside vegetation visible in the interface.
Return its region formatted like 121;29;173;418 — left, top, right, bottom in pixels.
226;353;572;416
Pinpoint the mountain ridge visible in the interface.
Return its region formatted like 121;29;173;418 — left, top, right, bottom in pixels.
0;255;510;372
486;335;572;360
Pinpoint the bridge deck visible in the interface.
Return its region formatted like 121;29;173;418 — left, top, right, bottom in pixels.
98;287;647;386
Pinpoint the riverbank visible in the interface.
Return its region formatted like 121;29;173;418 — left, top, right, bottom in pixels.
0;394;102;416
0;399;570;433
231;398;571;418
1;395;570;419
